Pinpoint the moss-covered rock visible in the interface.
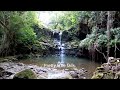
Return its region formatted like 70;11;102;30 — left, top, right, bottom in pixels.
91;73;104;79
95;67;105;73
91;66;115;79
0;56;18;63
13;69;37;79
102;71;115;79
114;71;120;79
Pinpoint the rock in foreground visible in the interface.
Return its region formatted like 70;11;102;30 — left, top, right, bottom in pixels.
92;57;120;79
0;62;87;79
13;69;37;79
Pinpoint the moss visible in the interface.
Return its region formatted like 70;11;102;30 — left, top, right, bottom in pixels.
95;67;105;73
114;71;120;79
102;72;114;79
13;69;37;79
96;67;104;70
91;73;104;79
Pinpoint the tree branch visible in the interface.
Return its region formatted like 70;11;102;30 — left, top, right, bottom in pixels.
95;47;107;61
0;20;9;30
116;46;120;51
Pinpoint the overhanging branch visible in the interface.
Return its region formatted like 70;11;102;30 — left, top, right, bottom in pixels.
95;47;107;61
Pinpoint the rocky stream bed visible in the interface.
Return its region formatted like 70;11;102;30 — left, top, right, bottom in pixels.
1;56;120;79
0;60;87;79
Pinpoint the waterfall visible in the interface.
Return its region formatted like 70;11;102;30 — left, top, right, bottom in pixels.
53;30;65;64
59;31;64;64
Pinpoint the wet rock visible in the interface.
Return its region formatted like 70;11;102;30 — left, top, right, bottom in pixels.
116;65;120;71
101;63;112;72
0;67;4;72
69;68;87;79
92;67;105;79
108;57;117;64
114;71;120;79
69;71;79;78
13;69;37;79
111;66;117;72
0;70;13;78
95;67;105;73
92;67;115;79
3;71;13;76
0;67;4;77
35;68;47;73
17;63;24;66
102;71;115;79
28;65;35;69
76;69;87;79
0;62;87;79
91;73;104;79
0;57;18;63
92;57;120;79
0;59;9;62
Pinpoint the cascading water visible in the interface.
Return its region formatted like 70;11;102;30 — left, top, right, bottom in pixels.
59;31;64;64
53;31;65;64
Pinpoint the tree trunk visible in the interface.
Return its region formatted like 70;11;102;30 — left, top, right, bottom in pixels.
107;11;115;61
0;12;14;56
114;35;117;58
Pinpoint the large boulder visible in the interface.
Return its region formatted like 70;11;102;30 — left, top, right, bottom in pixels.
13;69;37;79
91;66;113;79
92;60;117;79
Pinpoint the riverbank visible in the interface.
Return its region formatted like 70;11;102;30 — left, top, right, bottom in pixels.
92;57;120;79
0;61;88;79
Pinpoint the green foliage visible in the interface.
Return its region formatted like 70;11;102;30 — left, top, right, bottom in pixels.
79;33;96;48
109;28;120;47
9;11;38;46
17;26;37;45
47;11;81;30
79;26;120;49
0;11;43;55
96;34;108;47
